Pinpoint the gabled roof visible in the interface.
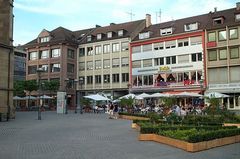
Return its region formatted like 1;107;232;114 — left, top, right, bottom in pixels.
133;8;240;41
80;19;145;44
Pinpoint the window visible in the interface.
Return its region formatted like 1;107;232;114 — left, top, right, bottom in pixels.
95;45;102;55
95;60;102;69
166;56;176;64
235;14;240;21
79;48;85;56
229;28;238;39
67;63;74;73
191;53;202;62
107;32;112;38
121;42;129;51
103;59;110;68
39;64;48;72
219;49;227;60
154;42;164;50
184;22;198;31
103;74;110;83
51;48;60;58
97;34;102;40
143;75;153;85
79;62;85;71
142;44;152;52
40;50;49;59
230;66;240;82
95;75;101;84
103;44;110;53
87;47;93;56
208;50;217;61
28;65;37;74
165;40;176;49
112;74;119;83
178;55;189;63
122;73;129;82
29;51;38;60
213;17;224;25
218;30;226;41
132;46;141;53
51;63;60;72
178;39;189;47
87;76;93;84
230;47;239;59
208;32;216;42
67;49;74;59
40;36;49;43
112;58;119;67
87;35;92;42
118;30;123;36
190;36;202;45
154;57;164;66
132;60;141;68
208;67;228;84
139;32;150;39
160;27;172;35
87;61;93;70
112;43;120;52
121;57;129;67
143;59;152;67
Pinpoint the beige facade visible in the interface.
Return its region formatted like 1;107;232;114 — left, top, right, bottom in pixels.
205;26;240;110
0;0;14;119
78;38;130;97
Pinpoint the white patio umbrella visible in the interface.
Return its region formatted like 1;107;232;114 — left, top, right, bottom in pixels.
176;92;202;97
24;95;37;100
119;93;136;99
13;96;24;100
136;93;151;100
205;92;229;98
84;94;110;101
39;95;53;99
149;93;171;98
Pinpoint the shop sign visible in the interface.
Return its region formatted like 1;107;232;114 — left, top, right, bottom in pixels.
159;66;171;72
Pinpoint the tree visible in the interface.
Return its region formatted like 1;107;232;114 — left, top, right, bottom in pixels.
44;80;60;95
80;97;91;112
162;97;177;115
206;97;220;116
24;80;38;108
120;97;134;113
13;80;25;96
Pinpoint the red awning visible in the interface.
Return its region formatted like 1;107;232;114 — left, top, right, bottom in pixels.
163;90;201;95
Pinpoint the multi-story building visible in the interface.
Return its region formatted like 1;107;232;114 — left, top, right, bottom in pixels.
130;14;208;102
205;3;240;110
24;27;93;108
77;16;149;98
14;46;26;81
0;0;14;119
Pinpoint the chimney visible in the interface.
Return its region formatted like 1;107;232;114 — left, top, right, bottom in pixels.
145;14;152;28
214;7;217;13
236;2;240;10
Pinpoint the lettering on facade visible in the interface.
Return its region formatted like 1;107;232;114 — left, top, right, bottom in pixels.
138;68;158;72
171;65;193;69
159;66;171;73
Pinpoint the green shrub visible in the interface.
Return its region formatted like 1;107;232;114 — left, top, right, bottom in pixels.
118;112;148;118
160;129;200;141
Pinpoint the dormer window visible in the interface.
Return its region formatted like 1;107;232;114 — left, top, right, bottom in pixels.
184;22;198;32
213;17;224;25
139;32;150;39
97;33;102;40
107;32;112;38
40;36;49;43
160;27;172;36
235;14;240;21
118;30;123;36
87;35;92;42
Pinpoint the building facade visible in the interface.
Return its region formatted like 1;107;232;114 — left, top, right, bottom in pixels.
77;18;148;98
205;4;240;110
24;27;92;108
14;46;26;81
0;0;14;119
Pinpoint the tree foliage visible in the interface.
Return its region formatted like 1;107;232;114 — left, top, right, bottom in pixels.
13;80;25;96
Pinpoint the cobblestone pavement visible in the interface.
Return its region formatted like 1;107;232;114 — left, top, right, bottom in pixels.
0;111;239;159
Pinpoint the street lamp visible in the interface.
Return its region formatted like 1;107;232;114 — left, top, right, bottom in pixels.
79;77;84;114
65;78;70;114
36;68;45;120
74;79;78;114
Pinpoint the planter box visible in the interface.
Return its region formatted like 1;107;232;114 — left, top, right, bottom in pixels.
224;123;240;128
118;115;149;121
138;134;240;152
131;123;141;131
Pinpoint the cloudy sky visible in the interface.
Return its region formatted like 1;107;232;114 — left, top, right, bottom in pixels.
14;0;239;45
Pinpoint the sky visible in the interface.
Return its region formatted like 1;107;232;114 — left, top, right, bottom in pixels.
14;0;239;45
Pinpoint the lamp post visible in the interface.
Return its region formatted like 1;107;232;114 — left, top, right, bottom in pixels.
74;79;78;114
36;68;45;120
65;78;70;114
79;77;84;114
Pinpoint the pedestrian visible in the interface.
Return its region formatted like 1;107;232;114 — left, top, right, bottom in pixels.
113;104;119;119
109;103;114;119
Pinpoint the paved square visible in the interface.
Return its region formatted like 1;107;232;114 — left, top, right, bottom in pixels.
0;112;239;159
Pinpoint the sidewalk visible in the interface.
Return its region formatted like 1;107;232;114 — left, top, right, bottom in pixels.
0;111;239;159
